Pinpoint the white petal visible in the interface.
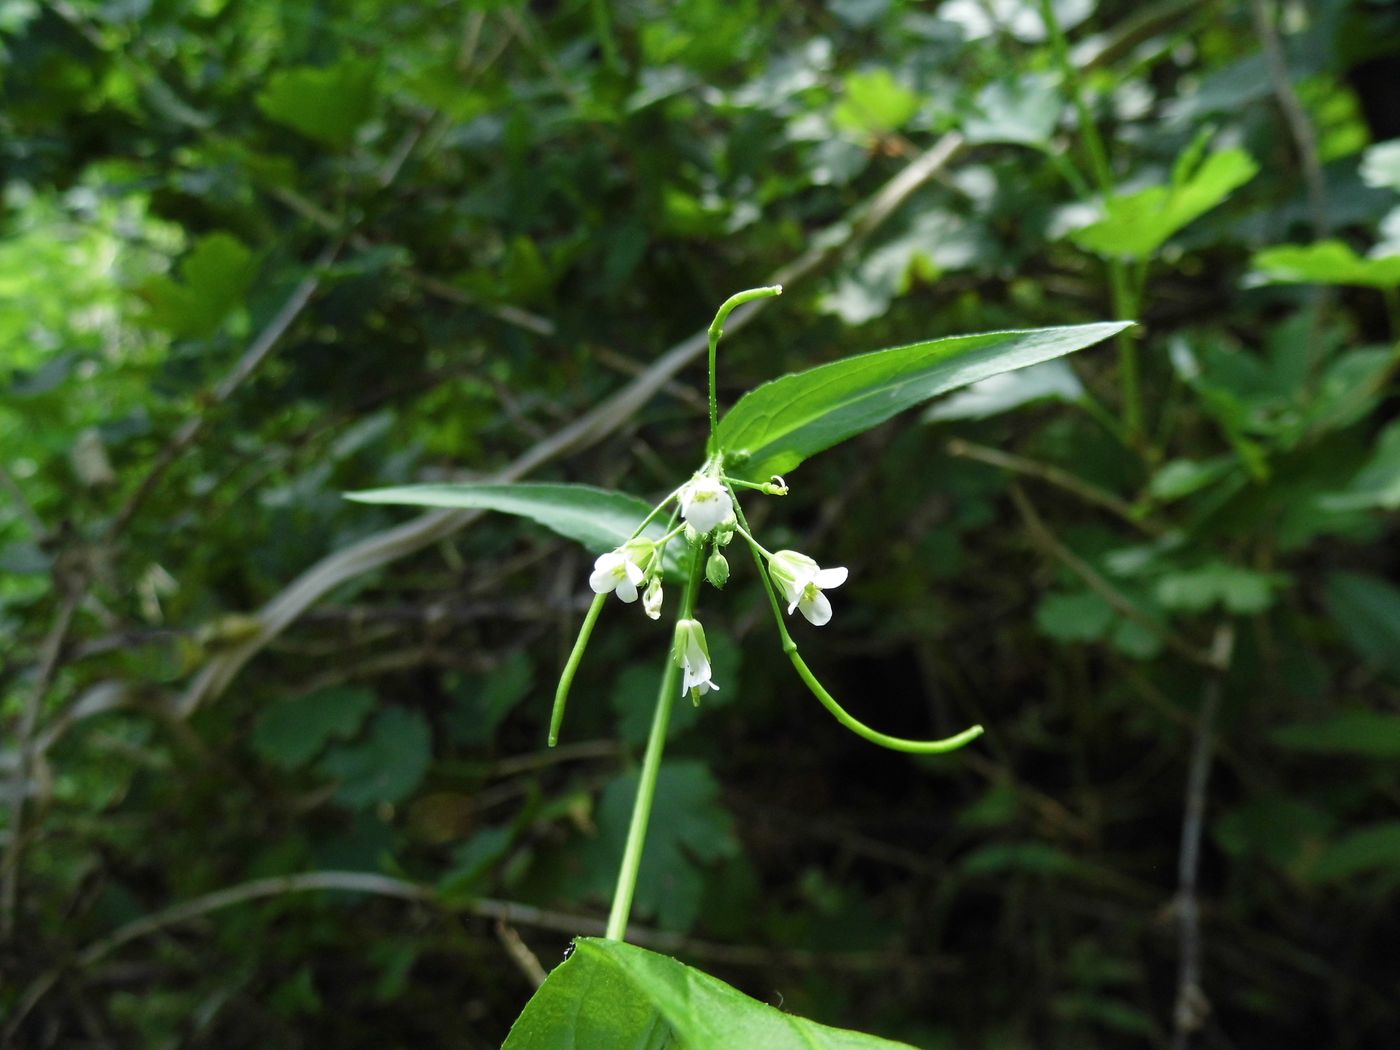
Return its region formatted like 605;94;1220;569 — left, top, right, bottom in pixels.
615;577;639;602
624;561;645;585
786;594;800;615
800;591;833;626
814;566;848;589
589;566;617;594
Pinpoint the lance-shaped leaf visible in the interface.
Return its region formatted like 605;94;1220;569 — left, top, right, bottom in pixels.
503;938;916;1050
345;482;685;576
716;322;1129;481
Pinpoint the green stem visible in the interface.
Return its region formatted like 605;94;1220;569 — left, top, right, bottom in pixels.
549;592;607;747
605;545;704;941
1038;0;1144;444
728;487;983;755
628;487;682;540
707;286;783;454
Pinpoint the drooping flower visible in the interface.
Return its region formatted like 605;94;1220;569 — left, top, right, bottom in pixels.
673;618;720;696
642;577;664;620
589;539;655;603
768;549;848;627
678;477;733;534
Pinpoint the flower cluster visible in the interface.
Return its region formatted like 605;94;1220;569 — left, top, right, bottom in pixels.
587;473;846;700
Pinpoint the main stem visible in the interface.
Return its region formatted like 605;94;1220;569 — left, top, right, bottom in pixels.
707;285;782;452
605;546;704;941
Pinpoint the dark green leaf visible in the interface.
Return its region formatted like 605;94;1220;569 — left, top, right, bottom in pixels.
252;687;376;770
1306;823;1400;882
1325;572;1400;678
1271;710;1400;759
319;708;431;809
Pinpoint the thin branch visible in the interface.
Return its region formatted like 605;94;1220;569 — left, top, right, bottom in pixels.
5;868;954;1038
495;920;548;988
171;133;967;718
1;589;81;939
106;241;341;541
1249;0;1328;239
1008;484;1218;669
946;438;1160;535
1171;624;1236;1050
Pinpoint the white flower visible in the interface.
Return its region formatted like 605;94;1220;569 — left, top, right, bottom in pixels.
589;539;654;603
673;618;720;696
768;549;848;627
642;577;664;620
678;477;733;534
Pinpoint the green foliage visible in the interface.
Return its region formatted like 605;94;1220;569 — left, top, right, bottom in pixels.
1070;148;1259;260
252;686;376;770
1251;241;1400;288
718;323;1129;481
504;939;916;1049
257;60;380;150
5;0;1400;1046
138;232;259;338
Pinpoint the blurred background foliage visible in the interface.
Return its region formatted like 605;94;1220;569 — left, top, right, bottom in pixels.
3;0;1400;1046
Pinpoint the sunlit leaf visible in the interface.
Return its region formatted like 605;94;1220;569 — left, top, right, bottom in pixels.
1070;149;1258;260
257;59;379;149
503;938;916;1049
717;323;1129;481
1250;241;1400;289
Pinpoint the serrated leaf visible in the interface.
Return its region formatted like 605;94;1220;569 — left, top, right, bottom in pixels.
1325;572;1400;679
140;232;258;338
251;687;375;770
1250;241;1400;289
1271;710;1400;759
319;708;431;809
503;938;916;1049
832;69;919;135
717;323;1129;481
1070;149;1258;260
587;762;738;932
1155;562;1284;614
257;59;378;150
345;482;686;577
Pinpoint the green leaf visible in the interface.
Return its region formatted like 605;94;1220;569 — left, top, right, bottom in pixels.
832;69;919;136
345;483;684;575
960;841;1082;878
251;687;376;770
319;708;431;809
1070;149;1258;260
1325;572;1400;679
1250;241;1400;289
503;938;916;1049
139;232;258;338
716;323;1129;481
445;650;534;747
1320;421;1400;511
962;74;1061;147
1154;561;1285;615
1271;710;1400;759
1147;456;1236;502
1035;590;1113;643
1306;823;1400;882
257;59;379;150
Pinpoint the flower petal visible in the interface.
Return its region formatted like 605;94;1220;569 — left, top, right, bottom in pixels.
800;590;833;626
616;577;639;602
589;565;617;594
814;566;848;589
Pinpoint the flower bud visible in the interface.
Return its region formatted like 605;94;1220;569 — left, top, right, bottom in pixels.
642;578;663;620
706;550;730;588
